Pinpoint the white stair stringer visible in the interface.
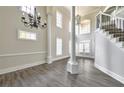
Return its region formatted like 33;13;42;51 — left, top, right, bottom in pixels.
99;29;124;48
107;34;114;39
116;42;124;48
111;37;119;43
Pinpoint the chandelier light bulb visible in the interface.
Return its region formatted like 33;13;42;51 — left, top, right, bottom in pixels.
22;12;25;16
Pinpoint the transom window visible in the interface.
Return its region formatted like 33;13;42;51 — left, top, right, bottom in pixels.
18;30;36;40
56;11;62;28
80;20;90;34
21;6;35;15
56;38;62;56
79;40;90;53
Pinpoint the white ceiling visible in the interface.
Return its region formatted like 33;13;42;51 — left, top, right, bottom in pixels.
65;6;105;16
76;6;102;16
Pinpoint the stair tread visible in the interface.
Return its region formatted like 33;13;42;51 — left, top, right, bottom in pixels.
114;33;124;35
119;36;124;39
101;19;124;42
105;28;122;31
113;33;124;37
108;31;124;33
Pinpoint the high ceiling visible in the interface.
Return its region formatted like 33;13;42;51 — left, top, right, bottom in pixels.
76;6;105;16
65;6;105;16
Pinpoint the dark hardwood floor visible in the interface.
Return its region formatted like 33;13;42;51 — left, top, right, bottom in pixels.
0;58;123;87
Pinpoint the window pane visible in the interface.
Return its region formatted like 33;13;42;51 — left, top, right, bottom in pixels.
80;20;90;34
79;43;84;52
56;38;62;55
30;33;36;40
26;32;31;39
56;11;62;28
84;42;90;53
79;40;90;53
19;31;26;39
18;30;36;41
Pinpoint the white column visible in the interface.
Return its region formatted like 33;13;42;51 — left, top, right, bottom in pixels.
76;15;81;55
47;13;52;64
67;6;79;74
77;24;80;55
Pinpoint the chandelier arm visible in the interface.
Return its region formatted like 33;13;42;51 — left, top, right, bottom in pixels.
24;22;30;27
39;24;47;30
21;6;47;29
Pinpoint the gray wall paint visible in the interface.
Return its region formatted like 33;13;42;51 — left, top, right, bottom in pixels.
0;6;47;70
95;31;124;78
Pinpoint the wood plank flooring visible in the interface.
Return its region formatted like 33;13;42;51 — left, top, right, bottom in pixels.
0;58;123;87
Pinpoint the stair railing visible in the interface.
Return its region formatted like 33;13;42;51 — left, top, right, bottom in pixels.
96;11;124;32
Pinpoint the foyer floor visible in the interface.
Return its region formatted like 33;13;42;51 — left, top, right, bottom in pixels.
0;58;123;87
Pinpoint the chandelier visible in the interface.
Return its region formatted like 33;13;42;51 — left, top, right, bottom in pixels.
76;7;81;25
21;7;47;29
76;14;81;25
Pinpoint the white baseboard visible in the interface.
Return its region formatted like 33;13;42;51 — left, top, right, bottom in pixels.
95;63;124;84
76;55;94;59
52;56;69;62
0;51;46;57
0;60;46;75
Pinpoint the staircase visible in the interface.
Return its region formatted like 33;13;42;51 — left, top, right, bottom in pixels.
96;11;124;48
95;8;124;84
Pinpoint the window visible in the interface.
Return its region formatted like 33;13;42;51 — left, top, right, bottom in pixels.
18;30;36;40
79;43;83;52
79;40;90;53
21;6;35;15
69;21;71;32
80;20;90;34
56;11;62;28
56;38;62;55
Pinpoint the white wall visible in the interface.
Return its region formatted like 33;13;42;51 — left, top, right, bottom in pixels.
77;12;97;58
95;31;124;84
47;6;70;61
0;6;47;74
